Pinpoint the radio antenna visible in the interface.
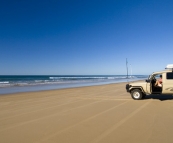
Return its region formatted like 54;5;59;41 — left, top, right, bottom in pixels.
126;58;128;79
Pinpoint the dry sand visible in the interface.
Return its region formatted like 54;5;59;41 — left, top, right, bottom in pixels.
1;82;173;143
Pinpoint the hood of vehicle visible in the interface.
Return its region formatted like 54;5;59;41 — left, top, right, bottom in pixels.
129;81;147;86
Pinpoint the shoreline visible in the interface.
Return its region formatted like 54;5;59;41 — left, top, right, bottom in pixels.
0;78;144;95
0;82;126;97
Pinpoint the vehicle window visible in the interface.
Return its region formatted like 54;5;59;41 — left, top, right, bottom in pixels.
167;73;173;79
154;75;160;79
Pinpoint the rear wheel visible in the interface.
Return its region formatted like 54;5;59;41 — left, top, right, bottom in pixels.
131;89;143;100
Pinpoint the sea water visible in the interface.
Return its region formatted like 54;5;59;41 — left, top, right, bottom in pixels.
0;75;148;94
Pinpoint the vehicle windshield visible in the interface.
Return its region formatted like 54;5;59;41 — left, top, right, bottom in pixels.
148;75;152;80
148;74;160;80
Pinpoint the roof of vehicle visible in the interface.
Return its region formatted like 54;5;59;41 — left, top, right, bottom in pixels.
152;69;173;75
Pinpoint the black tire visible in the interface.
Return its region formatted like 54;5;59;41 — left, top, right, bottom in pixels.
142;93;146;99
131;89;143;100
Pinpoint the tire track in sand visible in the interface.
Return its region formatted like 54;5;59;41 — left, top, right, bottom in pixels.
34;101;128;143
0;99;83;121
90;101;151;143
0;100;103;132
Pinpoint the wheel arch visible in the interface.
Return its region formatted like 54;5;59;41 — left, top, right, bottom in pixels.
130;86;146;94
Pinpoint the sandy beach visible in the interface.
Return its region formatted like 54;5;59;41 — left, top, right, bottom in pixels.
1;82;173;143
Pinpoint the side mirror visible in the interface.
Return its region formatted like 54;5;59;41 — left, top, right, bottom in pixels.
146;79;150;83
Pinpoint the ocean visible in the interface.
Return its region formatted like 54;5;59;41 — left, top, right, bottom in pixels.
0;75;148;94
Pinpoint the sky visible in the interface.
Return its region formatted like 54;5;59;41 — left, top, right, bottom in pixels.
0;0;173;75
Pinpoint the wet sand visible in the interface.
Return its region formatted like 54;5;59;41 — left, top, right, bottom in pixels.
1;82;173;143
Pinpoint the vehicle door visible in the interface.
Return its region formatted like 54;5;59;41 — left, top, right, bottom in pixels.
146;75;152;94
162;72;173;94
147;74;159;94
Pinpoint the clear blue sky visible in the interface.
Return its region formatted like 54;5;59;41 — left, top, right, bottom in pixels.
0;0;173;75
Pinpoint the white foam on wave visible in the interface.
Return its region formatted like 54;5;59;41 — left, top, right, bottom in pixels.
107;76;127;79
34;80;50;83
0;81;9;84
34;80;44;83
49;76;130;80
49;77;107;79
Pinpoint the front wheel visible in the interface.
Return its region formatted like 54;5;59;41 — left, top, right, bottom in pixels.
131;89;143;100
142;93;146;99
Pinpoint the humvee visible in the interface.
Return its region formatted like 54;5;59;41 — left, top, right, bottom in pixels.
126;64;173;100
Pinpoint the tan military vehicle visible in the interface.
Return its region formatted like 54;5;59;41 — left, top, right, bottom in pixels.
126;64;173;100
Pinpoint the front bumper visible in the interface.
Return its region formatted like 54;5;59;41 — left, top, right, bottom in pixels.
126;84;130;92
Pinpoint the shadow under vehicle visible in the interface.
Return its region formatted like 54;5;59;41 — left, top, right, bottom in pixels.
126;64;173;100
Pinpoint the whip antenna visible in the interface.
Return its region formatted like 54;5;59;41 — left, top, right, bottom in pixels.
126;58;128;79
